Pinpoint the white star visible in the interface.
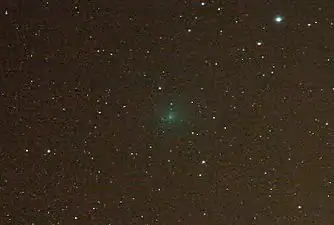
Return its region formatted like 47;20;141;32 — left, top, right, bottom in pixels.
274;15;283;23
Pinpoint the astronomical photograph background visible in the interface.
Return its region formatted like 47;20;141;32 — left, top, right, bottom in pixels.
1;0;334;224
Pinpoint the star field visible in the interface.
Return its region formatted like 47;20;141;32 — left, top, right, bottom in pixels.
1;0;334;224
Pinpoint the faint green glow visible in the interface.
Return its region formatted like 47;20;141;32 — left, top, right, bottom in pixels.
168;111;174;120
162;110;176;124
157;101;187;134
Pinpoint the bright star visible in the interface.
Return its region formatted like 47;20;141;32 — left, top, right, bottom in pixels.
275;15;283;23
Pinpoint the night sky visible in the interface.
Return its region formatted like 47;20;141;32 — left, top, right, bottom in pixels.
1;0;334;224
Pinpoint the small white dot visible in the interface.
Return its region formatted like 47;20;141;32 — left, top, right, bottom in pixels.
188;28;192;32
74;216;78;220
5;10;8;15
158;86;162;90
257;41;262;46
201;160;206;164
25;149;29;153
298;205;302;209
201;2;206;6
212;116;216;119
47;149;51;153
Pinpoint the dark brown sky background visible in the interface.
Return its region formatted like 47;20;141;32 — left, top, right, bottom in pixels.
1;0;334;224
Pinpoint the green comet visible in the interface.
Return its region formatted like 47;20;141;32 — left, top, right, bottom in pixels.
155;102;190;141
162;110;176;124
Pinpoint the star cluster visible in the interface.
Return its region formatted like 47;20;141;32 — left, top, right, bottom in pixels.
1;0;334;224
